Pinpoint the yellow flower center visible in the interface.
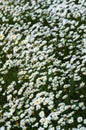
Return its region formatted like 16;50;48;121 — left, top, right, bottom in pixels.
0;35;3;39
16;121;19;126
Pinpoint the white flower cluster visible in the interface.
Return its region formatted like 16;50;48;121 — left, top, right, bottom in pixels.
0;0;86;129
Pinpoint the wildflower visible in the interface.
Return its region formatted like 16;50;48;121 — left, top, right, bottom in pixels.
7;94;12;101
39;111;45;118
84;119;86;124
77;117;83;123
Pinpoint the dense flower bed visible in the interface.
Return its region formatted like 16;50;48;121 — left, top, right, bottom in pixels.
0;0;86;130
